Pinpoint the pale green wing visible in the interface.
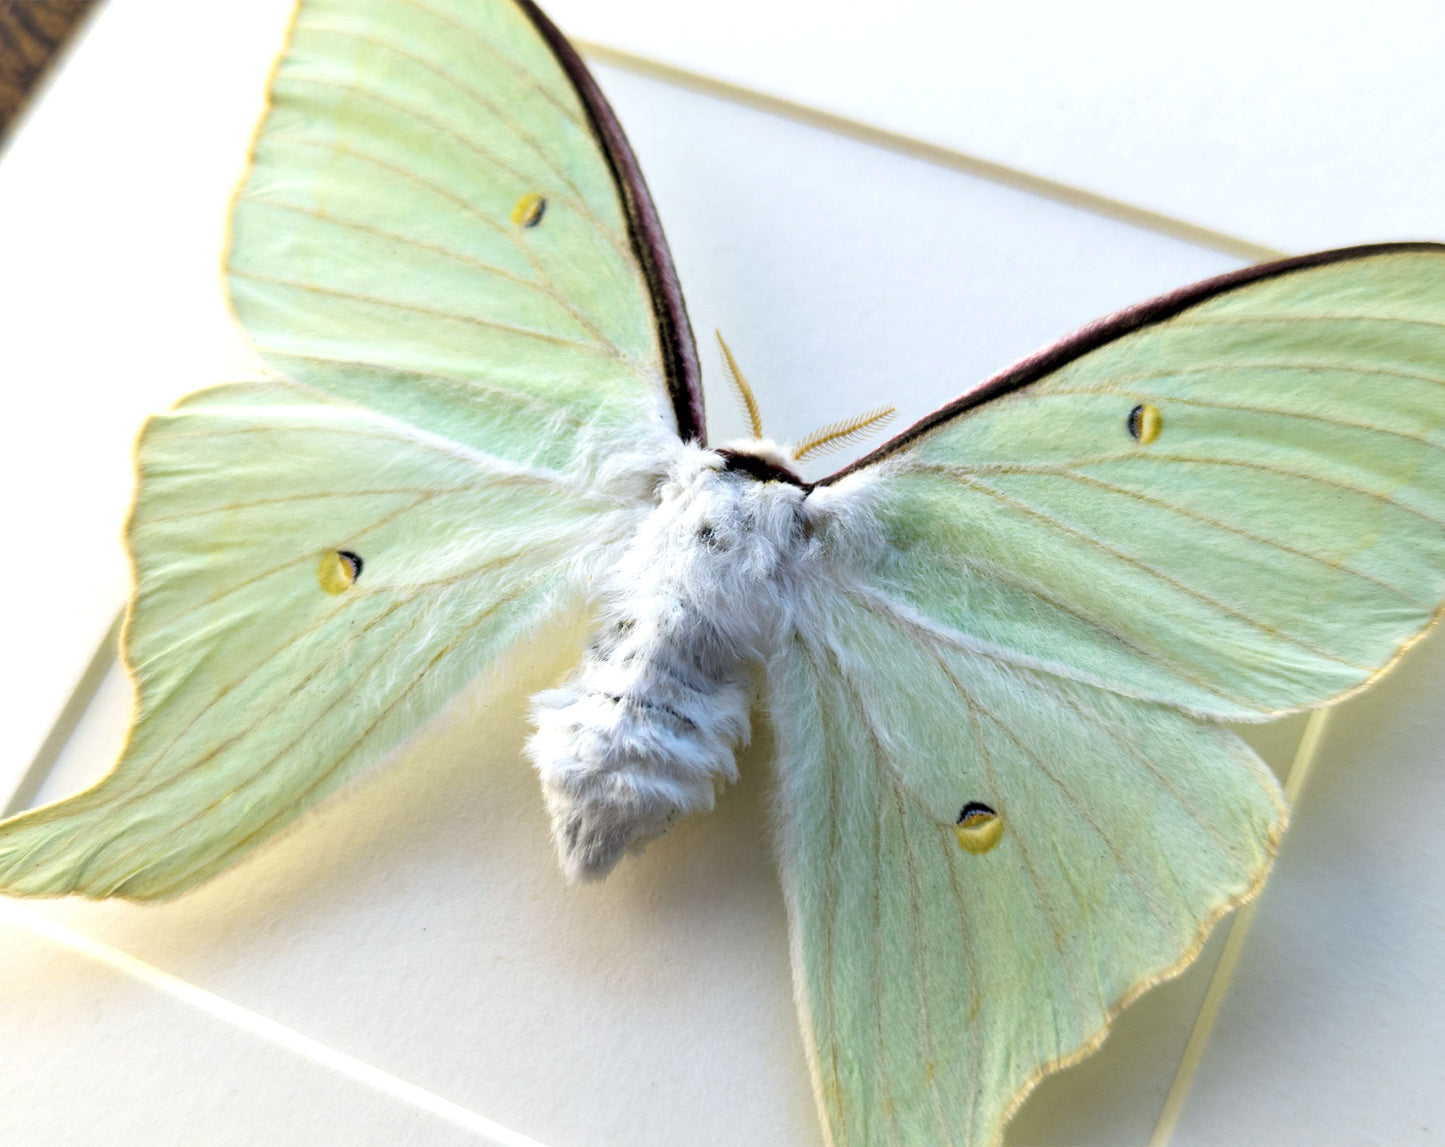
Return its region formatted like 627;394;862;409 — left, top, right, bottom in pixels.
823;244;1445;718
0;0;691;897
769;593;1285;1147
0;383;631;898
228;0;703;473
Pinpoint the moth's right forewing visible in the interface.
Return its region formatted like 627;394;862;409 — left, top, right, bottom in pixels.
827;244;1445;719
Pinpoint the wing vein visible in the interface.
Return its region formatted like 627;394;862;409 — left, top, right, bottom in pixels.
94;556;557;889
1040;358;1445;393
238;133;559;291
812;640;849;1145
299;21;637;267
944;465;1428;609
277;59;635;274
957;669;1182;943
238;195;621;350
72;592;426;886
939;830;984;1137
1170;312;1445;333
870;761;903;1147
906;457;1445;533
894;792;957;1147
842;574;1254;712
955;683;1087;1021
162;572;550;892
912;468;1376;669
229;267;613;357
223;350;597;432
390;0;588;130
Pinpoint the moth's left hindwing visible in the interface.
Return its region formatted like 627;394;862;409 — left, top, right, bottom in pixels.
0;383;626;897
0;0;701;897
775;244;1445;1145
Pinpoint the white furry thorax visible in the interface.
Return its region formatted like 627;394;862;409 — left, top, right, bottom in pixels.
528;440;858;881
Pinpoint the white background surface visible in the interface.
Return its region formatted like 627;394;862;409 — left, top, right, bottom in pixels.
1;1;1443;1144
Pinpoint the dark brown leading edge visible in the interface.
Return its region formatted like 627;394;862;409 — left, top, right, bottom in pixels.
815;241;1445;488
516;0;707;445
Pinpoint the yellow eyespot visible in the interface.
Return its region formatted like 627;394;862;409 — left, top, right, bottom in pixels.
317;550;363;595
954;802;1003;854
1127;403;1162;444
510;192;546;228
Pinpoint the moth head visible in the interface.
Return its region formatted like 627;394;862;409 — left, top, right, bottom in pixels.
715;440;806;485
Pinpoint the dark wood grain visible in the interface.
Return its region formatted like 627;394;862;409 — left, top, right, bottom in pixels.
0;1;98;141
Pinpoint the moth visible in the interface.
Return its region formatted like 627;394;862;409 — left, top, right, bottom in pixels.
4;0;1445;1144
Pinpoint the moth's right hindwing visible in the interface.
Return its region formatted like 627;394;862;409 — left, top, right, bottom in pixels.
769;594;1285;1147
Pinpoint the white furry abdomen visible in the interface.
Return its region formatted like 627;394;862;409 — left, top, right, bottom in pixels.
528;445;807;881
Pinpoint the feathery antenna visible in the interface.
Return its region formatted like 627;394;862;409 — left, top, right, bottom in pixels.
793;405;897;461
715;331;765;440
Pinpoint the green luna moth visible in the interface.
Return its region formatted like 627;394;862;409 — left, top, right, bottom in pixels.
4;0;1445;1143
